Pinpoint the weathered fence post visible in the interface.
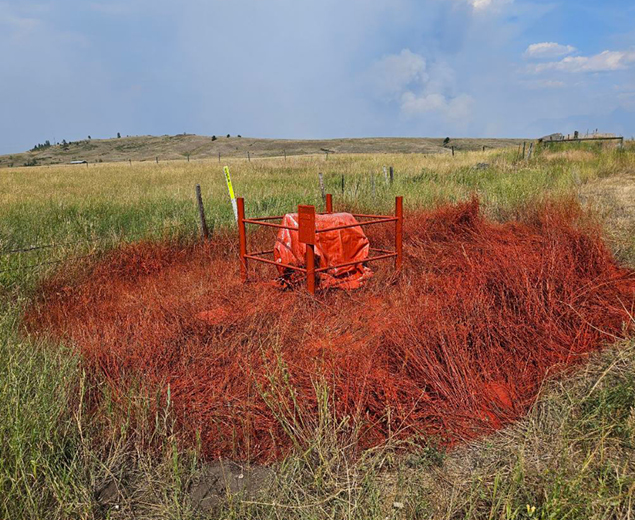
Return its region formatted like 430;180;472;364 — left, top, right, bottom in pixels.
284;149;287;161
522;142;526;160
156;156;159;164
527;143;534;161
389;166;394;185
383;166;388;184
451;146;455;156
247;151;251;162
318;172;326;202
195;184;210;239
341;174;345;194
371;171;375;197
218;152;221;163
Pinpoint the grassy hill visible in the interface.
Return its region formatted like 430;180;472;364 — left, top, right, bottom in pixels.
0;134;527;167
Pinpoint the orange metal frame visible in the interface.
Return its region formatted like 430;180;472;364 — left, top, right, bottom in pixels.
237;193;403;294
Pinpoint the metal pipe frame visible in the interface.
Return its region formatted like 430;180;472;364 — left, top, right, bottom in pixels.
237;194;404;293
315;217;397;234
314;252;397;273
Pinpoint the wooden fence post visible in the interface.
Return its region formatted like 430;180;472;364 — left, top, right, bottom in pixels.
318;172;326;202
195;184;209;239
341;174;345;194
247;151;251;162
156;156;159;164
389;166;394;185
522;142;526;160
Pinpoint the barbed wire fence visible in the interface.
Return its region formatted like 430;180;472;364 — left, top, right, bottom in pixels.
0;221;197;277
1;164;401;278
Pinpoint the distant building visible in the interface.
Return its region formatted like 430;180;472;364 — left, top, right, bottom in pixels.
70;160;88;164
537;133;564;143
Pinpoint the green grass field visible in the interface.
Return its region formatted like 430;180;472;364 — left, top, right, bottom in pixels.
1;143;635;519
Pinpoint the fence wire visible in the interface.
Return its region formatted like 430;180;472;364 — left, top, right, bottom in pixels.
0;221;197;276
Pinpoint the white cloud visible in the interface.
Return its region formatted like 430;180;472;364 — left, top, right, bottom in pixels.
521;79;566;89
462;0;512;11
0;3;41;33
531;50;635;73
370;49;474;122
370;49;428;99
524;42;576;59
401;91;474;120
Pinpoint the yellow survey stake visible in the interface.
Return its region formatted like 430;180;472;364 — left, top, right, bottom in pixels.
223;166;235;199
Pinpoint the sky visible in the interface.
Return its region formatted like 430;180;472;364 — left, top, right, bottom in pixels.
1;0;634;154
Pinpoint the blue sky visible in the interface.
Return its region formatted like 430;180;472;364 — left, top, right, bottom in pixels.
1;0;634;154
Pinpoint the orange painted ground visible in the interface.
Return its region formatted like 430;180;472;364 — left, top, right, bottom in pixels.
25;199;635;461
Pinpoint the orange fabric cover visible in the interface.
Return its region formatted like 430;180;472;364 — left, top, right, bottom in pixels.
274;212;372;289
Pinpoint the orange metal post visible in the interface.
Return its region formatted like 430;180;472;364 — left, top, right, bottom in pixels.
298;204;316;294
325;193;333;213
306;244;316;294
237;197;248;281
395;196;403;270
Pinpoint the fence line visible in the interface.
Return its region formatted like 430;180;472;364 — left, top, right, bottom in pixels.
0;253;98;275
0;222;195;257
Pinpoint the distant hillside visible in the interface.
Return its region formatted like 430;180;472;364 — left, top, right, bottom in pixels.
0;134;528;167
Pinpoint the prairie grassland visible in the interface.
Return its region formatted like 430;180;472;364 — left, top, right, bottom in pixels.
1;143;635;519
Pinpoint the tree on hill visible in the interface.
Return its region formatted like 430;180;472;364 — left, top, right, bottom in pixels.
117;132;121;139
30;141;51;152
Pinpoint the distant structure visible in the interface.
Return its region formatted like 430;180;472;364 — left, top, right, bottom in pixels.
537;133;564;143
70;160;88;164
538;130;623;148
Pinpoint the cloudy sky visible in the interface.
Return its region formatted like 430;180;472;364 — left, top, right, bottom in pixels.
1;0;634;153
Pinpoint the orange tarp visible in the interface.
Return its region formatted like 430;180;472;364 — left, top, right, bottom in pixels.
274;212;372;289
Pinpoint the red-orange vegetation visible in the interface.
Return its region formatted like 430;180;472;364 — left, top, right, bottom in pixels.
24;199;635;461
